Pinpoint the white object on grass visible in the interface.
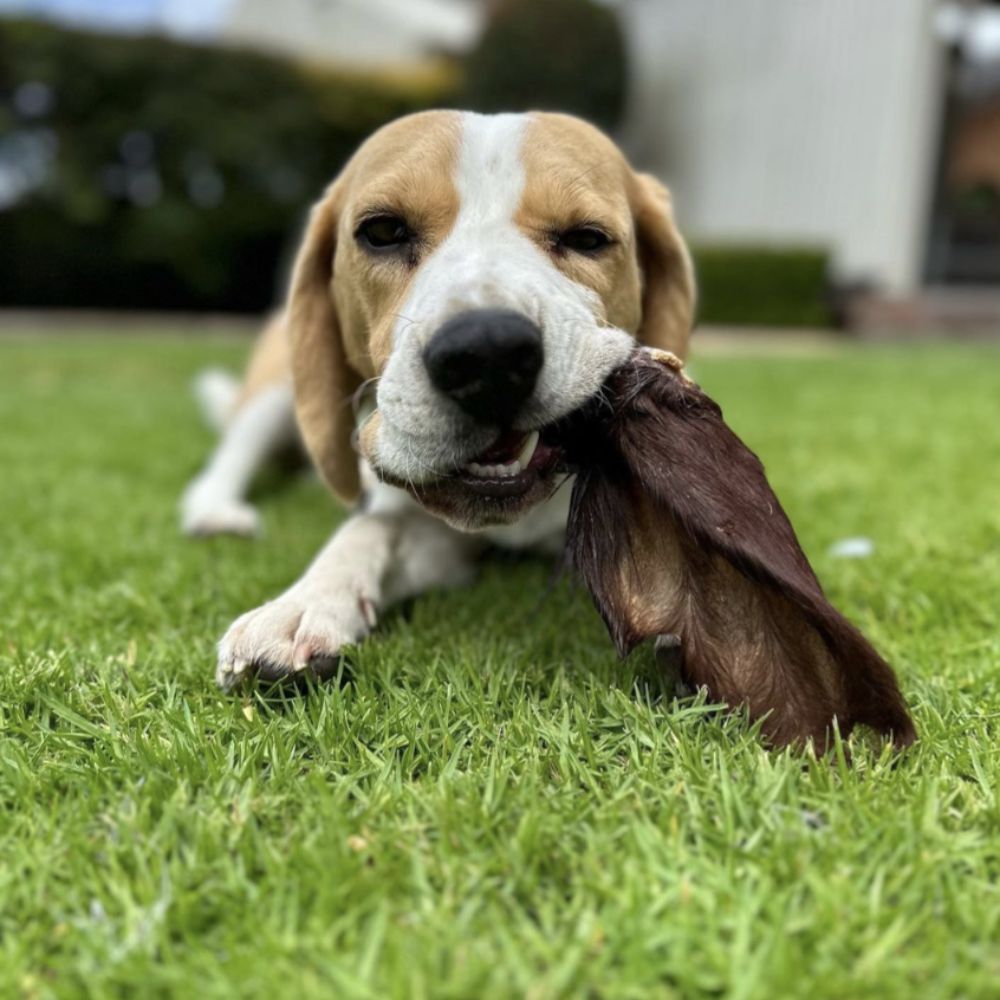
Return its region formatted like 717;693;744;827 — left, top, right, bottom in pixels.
828;537;875;559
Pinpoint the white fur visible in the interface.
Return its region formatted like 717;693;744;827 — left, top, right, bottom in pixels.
211;112;633;685
216;501;480;688
373;112;632;486
482;478;574;554
363;467;572;554
182;383;296;537
193;368;240;432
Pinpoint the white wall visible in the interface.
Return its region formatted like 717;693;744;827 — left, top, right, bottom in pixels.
619;0;947;292
225;0;481;67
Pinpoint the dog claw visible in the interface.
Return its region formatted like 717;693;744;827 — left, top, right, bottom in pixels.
358;597;377;630
216;594;368;691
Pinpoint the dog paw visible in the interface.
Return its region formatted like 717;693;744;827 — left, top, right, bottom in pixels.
181;478;261;538
215;590;375;690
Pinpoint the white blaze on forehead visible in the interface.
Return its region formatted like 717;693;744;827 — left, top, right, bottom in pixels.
392;112;540;334
454;112;528;229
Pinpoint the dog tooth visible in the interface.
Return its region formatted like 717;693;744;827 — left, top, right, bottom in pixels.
466;459;523;479
516;430;540;467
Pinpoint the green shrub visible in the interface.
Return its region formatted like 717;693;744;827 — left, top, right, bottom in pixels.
461;0;627;131
1;18;831;325
692;246;834;327
0;19;455;312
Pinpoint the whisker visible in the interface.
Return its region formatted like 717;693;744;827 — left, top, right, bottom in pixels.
391;312;420;333
350;376;380;428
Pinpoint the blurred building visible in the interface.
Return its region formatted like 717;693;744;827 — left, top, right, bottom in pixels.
4;0;998;317
620;0;947;296
223;0;483;67
222;0;998;302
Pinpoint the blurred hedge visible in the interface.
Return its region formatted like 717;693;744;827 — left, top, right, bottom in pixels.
692;246;834;327
462;0;627;131
0;18;455;312
0;18;834;326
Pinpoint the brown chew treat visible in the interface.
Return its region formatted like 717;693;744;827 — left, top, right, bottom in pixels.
557;348;915;751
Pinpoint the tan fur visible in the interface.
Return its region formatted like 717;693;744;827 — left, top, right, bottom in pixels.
516;114;643;334
287;111;462;502
517;114;695;356
232;312;290;415
629;172;696;358
328;112;463;377
233;111;695;505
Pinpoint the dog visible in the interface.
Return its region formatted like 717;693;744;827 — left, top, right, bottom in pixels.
181;110;695;689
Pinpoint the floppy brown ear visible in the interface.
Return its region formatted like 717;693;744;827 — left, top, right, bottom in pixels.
287;181;364;506
632;173;696;359
561;351;916;751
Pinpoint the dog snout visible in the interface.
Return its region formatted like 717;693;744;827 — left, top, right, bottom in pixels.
423;308;543;426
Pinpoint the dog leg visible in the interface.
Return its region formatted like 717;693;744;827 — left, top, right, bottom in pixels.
215;507;482;689
181;383;296;537
193;368;240;432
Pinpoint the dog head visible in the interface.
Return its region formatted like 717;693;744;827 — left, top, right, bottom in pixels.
288;110;694;529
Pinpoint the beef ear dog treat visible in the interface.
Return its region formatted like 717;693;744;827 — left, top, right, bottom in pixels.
557;348;915;751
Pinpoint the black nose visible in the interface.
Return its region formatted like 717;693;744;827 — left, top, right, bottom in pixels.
423;308;543;425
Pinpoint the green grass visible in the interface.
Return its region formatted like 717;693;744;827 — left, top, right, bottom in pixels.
1;330;998;999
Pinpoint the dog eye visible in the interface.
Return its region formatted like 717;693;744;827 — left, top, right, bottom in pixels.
356;215;412;250
557;226;612;254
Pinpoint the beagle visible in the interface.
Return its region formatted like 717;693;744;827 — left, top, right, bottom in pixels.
181;110;695;689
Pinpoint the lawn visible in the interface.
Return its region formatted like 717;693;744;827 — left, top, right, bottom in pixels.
1;329;998;999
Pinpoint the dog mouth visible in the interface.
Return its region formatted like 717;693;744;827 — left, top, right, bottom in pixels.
369;421;569;526
455;428;563;498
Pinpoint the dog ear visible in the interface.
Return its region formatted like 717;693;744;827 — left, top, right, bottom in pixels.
563;352;916;751
631;173;696;359
286;180;365;506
